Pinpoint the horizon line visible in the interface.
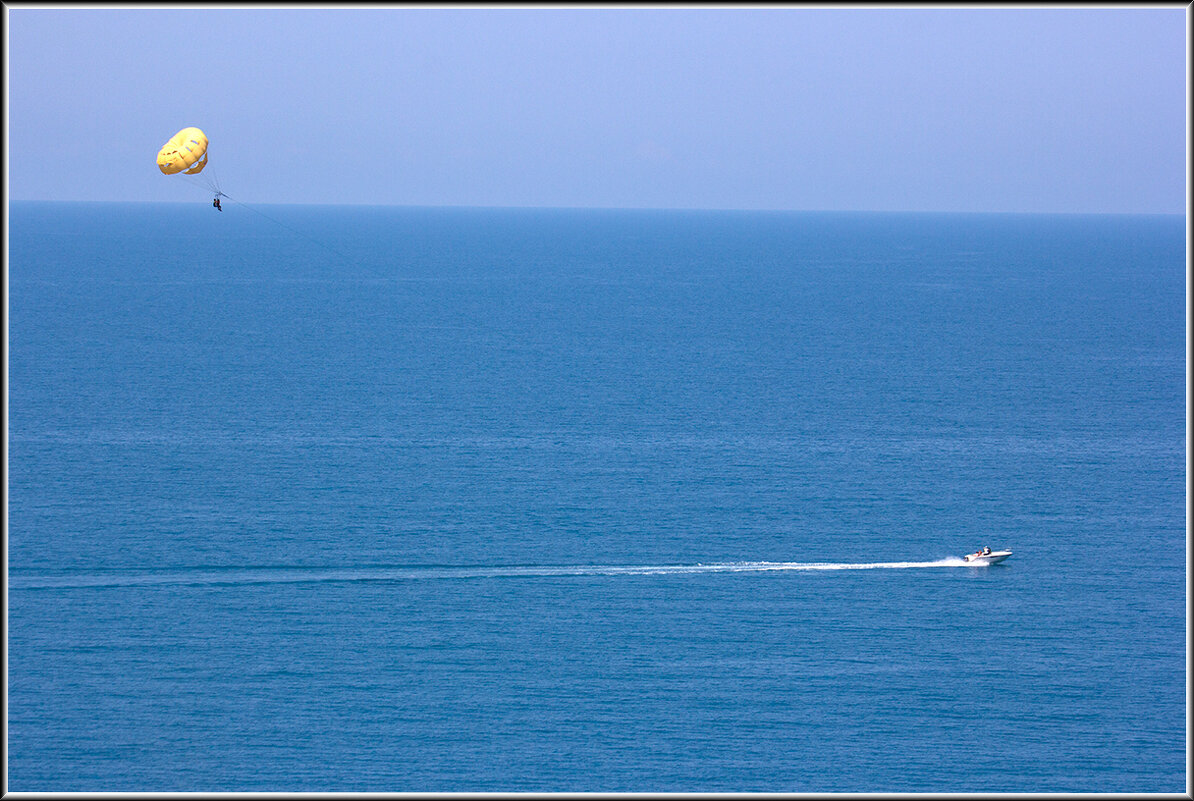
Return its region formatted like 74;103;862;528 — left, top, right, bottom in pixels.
6;199;1186;218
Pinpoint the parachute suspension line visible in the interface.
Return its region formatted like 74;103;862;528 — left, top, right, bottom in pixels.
176;170;221;198
207;167;225;198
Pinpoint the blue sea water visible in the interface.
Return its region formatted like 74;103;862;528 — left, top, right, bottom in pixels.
6;201;1187;792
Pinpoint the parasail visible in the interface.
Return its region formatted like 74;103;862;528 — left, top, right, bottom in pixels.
157;127;209;175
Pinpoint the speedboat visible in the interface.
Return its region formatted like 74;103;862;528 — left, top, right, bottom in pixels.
963;547;1012;565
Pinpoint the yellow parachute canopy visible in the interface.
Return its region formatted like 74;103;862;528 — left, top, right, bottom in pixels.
157;127;209;175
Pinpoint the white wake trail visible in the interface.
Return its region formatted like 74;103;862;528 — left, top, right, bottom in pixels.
11;558;972;590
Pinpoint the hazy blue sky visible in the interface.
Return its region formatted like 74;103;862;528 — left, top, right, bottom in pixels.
5;6;1187;212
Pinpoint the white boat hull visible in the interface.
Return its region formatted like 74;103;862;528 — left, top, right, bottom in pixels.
963;550;1012;565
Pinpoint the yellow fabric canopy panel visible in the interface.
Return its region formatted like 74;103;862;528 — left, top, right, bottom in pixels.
157;127;209;175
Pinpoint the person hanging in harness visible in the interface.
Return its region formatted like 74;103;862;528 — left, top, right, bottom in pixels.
213;196;222;211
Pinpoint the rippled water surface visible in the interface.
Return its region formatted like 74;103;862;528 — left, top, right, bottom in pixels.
8;203;1186;791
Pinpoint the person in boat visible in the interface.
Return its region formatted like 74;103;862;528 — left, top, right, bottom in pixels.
982;546;991;555
213;196;222;211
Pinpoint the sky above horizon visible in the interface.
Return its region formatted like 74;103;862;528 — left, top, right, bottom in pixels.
5;6;1188;213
